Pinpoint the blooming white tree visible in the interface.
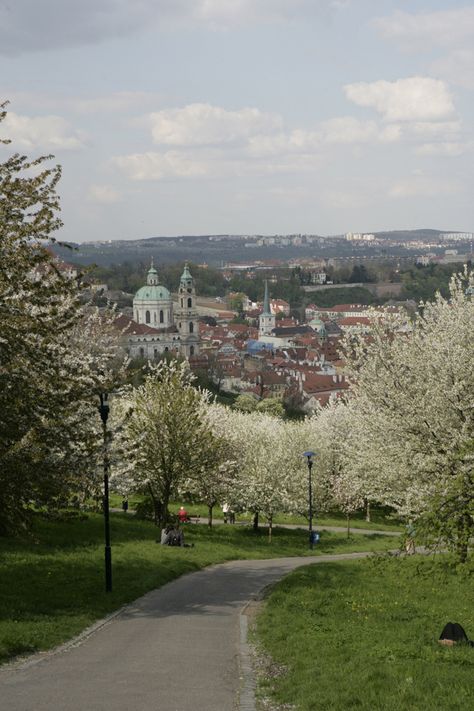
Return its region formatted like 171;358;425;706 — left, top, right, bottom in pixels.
0;103;123;533
180;402;238;527
114;361;234;528
220;408;304;540
342;272;474;561
303;401;366;534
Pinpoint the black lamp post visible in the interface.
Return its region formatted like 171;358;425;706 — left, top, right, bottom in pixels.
98;393;112;592
303;451;316;550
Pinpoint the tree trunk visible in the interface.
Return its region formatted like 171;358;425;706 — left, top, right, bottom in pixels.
208;504;213;529
346;513;350;539
253;511;259;532
147;484;162;527
455;513;470;564
365;499;371;522
268;514;273;543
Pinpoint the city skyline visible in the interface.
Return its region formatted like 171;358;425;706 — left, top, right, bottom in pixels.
1;0;473;243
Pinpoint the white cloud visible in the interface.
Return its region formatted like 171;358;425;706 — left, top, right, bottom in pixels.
373;8;474;50
431;49;474;90
319;116;379;144
409;121;461;138
415;142;467;157
88;184;121;204
246;117;399;157
344;77;455;122
112;151;210;180
388;175;461;199
373;9;474;92
74;92;162;114
113;96;469;183
149;103;282;146
1;111;84;150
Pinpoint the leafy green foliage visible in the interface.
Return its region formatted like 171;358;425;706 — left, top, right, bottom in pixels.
399;263;468;302
87;261;227;297
307;286;376;307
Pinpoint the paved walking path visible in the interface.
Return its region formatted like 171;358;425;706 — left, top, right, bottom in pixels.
0;551;380;711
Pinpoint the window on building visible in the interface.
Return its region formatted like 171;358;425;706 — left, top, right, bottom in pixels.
190;345;195;355
181;299;184;308
160;310;164;323
139;347;145;357
187;297;192;308
145;310;150;324
154;348;158;358
189;322;194;334
164;347;169;352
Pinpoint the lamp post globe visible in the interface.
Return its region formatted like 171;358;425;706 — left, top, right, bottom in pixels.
303;451;316;550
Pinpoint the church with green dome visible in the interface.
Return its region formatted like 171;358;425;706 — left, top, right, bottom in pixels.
123;261;200;360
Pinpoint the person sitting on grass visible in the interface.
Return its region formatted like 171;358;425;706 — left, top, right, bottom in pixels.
177;506;190;523
161;523;193;547
438;622;474;647
160;524;174;545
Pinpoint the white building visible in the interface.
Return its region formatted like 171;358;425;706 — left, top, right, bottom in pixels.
258;280;275;338
122;262;200;360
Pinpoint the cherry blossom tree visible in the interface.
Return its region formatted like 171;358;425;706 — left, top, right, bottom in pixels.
0;103;123;533
342;272;474;562
180;402;238;528
114;361;232;529
303;401;366;533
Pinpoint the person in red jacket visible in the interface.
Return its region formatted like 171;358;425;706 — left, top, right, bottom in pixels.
177;506;190;523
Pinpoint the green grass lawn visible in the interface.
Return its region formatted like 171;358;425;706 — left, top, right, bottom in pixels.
255;555;474;711
0;513;399;665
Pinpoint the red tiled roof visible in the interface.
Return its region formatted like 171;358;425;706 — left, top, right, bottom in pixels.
338;316;371;326
302;374;349;394
115;314;163;336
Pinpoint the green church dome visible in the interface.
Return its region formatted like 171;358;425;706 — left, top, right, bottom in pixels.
134;285;171;301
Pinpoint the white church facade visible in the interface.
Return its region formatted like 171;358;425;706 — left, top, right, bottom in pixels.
119;262;200;360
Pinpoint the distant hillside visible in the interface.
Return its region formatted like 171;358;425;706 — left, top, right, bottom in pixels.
52;228;455;268
374;229;444;240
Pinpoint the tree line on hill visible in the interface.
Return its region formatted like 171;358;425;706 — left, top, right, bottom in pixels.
84;258;469;314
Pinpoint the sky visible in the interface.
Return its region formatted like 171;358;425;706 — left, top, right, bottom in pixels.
1;0;473;243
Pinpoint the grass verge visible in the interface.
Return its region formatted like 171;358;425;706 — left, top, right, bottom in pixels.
0;513;398;665
255;555;474;711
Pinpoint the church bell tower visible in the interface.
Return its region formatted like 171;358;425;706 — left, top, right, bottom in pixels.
176;263;200;357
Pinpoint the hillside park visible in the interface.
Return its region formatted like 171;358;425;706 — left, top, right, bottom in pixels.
1;111;473;710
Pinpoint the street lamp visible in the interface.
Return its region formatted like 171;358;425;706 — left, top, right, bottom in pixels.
98;392;112;592
303;451;316;550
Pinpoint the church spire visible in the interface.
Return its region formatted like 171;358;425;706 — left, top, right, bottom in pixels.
180;261;192;283
262;279;271;314
259;279;275;339
146;258;159;286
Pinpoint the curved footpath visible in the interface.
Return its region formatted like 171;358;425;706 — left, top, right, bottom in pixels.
0;551;383;711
